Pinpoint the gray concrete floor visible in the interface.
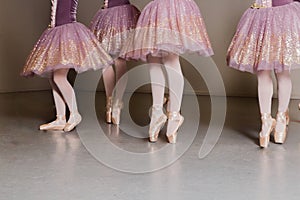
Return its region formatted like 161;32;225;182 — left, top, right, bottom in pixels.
1;91;300;200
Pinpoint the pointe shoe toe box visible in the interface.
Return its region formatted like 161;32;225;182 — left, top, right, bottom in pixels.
63;113;82;132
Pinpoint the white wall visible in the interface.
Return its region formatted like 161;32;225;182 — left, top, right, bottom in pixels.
1;0;300;98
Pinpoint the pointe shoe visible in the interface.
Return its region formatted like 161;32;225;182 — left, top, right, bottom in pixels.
149;106;167;143
106;97;113;124
63;112;82;132
166;112;184;144
39;115;66;131
274;111;289;144
112;99;123;125
259;113;276;148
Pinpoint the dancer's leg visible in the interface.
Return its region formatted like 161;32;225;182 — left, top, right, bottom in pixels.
276;70;292;113
163;54;184;140
147;55;167;142
111;58;128;124
257;70;273;114
53;69;78;113
257;70;275;147
102;66;115;123
39;77;67;130
49;77;66;117
102;66;115;98
53;69;81;131
274;70;291;143
163;54;184;113
114;58;128;101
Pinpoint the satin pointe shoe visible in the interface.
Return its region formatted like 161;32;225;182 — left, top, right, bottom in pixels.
274;111;289;144
149;105;167;143
39;115;66;131
106;96;113;123
166;112;184;144
63;112;82;132
112;99;123;125
259;113;276;148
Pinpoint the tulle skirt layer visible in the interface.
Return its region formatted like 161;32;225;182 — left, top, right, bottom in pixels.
90;4;140;58
227;2;300;73
22;22;113;77
120;0;214;61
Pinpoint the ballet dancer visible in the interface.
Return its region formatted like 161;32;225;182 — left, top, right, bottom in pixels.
227;0;300;147
121;0;214;143
90;0;140;125
22;0;113;132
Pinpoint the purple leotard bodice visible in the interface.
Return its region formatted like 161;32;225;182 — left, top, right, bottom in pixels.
255;0;294;7
107;0;130;8
50;0;78;27
273;0;293;6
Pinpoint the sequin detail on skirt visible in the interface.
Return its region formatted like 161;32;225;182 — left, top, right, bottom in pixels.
90;4;140;58
22;22;113;77
227;2;300;74
120;0;214;61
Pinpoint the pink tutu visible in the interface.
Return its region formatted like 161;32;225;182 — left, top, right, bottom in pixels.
227;2;300;74
22;22;113;77
90;4;140;58
120;0;214;61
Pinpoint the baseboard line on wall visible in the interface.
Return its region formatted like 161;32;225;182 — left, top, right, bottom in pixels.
1;89;300;100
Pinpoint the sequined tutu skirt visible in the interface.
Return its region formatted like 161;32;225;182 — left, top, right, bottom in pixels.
90;4;140;58
120;0;214;61
22;22;113;77
227;2;300;74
